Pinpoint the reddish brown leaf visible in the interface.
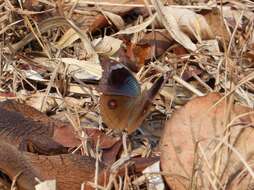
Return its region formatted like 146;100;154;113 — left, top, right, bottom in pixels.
83;128;120;149
161;93;254;190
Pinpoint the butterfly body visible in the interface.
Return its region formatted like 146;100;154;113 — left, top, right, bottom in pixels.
98;57;168;133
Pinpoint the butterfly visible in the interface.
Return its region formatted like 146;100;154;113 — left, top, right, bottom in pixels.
98;57;168;133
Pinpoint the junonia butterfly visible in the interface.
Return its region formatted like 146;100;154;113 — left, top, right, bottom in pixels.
98;57;168;133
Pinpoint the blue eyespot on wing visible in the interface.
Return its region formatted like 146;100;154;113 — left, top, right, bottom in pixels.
99;57;141;97
108;66;140;97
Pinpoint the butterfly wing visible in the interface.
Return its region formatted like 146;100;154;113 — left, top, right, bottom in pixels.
145;73;169;101
99;57;141;97
99;56;170;133
99;95;138;132
99;74;169;133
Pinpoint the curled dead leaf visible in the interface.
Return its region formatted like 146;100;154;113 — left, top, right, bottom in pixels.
102;11;125;30
160;7;214;42
151;0;197;51
92;36;123;56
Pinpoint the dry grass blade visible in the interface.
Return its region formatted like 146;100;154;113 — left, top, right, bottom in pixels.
9;17;69;52
65;18;99;62
55;28;80;49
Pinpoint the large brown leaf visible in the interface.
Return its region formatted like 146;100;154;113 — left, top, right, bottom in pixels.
161;93;254;190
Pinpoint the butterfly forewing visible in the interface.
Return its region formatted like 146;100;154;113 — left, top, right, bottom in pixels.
99;57;141;97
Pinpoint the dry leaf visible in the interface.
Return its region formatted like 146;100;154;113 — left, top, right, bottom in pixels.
142;161;165;190
198;39;220;54
92;36;123;56
81;128;122;165
162;7;214;42
55;28;80;49
161;93;254;190
132;30;173;64
204;10;230;42
60;58;102;80
114;14;157;36
66;19;99;63
102;11;125;30
35;180;56;190
67;84;94;94
151;0;197;51
23;69;47;82
26;92;57;113
83;128;120;149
